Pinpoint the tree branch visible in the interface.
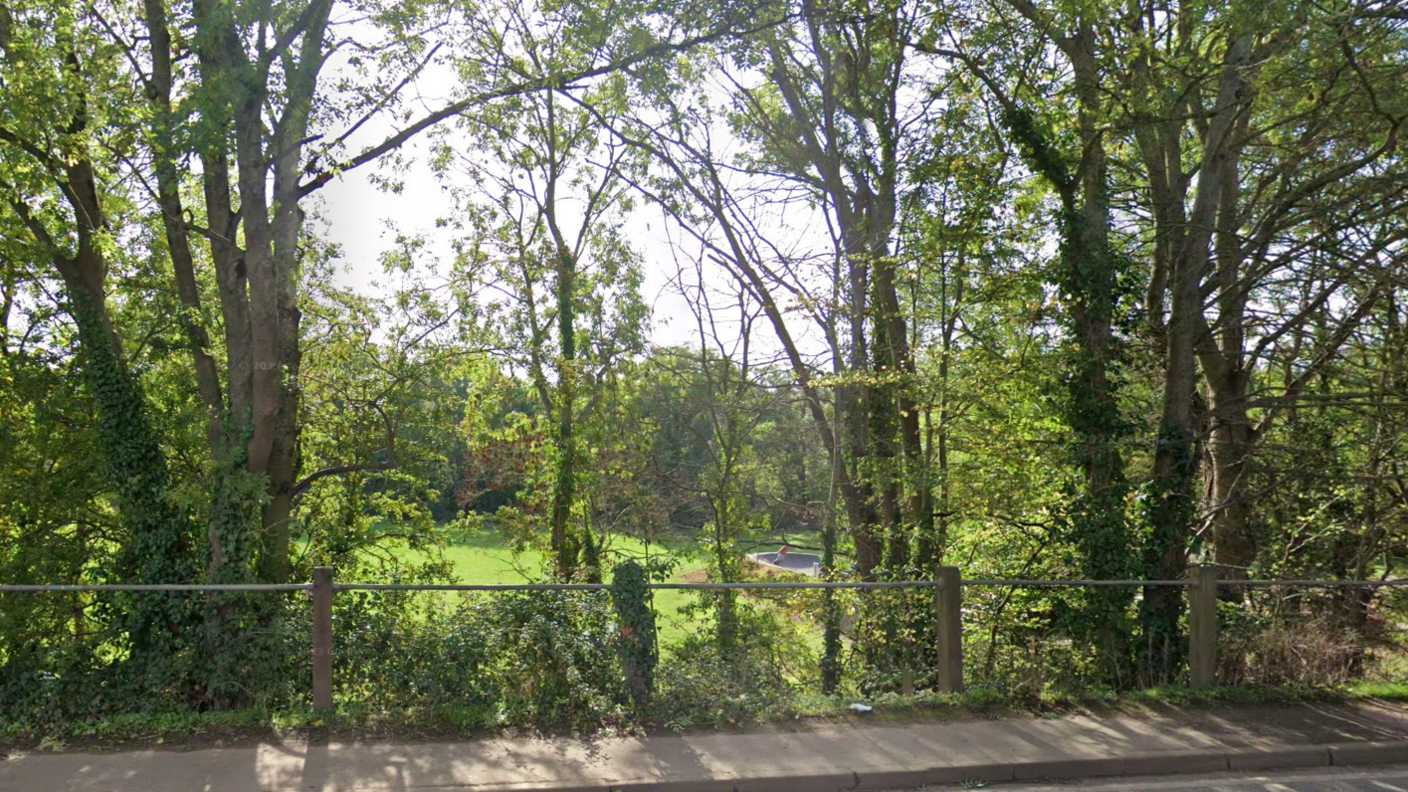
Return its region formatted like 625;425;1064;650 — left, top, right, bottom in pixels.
298;15;794;197
292;403;397;499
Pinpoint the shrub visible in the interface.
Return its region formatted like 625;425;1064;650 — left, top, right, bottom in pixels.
485;590;621;730
1219;603;1365;687
334;591;498;712
654;597;808;730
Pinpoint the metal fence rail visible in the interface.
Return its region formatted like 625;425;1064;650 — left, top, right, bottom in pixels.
0;583;313;592
331;580;946;591
964;579;1192;587
9;578;1408;594
6;565;1408;710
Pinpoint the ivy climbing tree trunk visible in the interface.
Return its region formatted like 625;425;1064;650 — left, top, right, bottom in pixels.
1061;30;1136;672
57;251;192;583
610;560;657;710
920;10;1136;673
1;143;194;655
544;91;580;581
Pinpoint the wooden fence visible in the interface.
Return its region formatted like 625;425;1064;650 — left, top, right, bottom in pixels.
8;565;1408;711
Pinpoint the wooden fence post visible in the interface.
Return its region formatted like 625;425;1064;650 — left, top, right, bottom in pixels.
937;566;964;693
312;566;334;711
1188;564;1218;689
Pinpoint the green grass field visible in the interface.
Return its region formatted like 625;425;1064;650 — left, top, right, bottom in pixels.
411;529;710;646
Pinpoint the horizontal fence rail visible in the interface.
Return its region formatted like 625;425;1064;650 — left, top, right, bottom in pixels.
7;565;1408;709
0;583;313;592
11;579;1408;594
0;581;945;593
332;580;946;591
1236;580;1408;587
964;579;1193;587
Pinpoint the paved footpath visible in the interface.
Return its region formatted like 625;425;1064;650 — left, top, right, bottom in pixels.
6;702;1408;792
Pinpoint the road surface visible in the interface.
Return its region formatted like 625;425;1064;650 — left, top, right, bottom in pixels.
992;764;1408;791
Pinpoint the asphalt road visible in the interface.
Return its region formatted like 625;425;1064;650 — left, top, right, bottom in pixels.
991;765;1408;791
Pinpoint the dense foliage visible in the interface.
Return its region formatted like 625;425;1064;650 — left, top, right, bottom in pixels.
2;0;1406;730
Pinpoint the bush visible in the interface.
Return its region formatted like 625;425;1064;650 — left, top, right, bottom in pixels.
486;590;622;730
0;591;312;724
334;591;498;713
850;587;941;694
1219;602;1365;687
654;597;809;730
196;593;311;710
333;589;622;731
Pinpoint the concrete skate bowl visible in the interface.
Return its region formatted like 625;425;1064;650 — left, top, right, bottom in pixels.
749;550;822;577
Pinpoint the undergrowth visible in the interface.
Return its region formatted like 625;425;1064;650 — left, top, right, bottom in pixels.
5;683;1405;752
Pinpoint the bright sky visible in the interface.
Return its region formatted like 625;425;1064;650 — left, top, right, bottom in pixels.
310;19;844;365
312;107;839;364
316;141;703;348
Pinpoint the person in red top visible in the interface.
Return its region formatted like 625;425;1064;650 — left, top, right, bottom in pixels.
777;545;790;559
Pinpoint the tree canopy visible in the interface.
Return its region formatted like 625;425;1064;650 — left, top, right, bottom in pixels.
2;0;1407;720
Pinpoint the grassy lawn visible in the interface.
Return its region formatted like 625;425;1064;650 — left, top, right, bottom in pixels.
392;527;826;655
409;528;711;647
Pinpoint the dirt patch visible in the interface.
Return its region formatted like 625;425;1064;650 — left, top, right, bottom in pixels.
680;568;710;584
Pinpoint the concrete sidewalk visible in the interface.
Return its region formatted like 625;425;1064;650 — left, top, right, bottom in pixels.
5;702;1408;792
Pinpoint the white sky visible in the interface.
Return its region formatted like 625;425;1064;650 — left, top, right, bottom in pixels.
316;142;705;349
311;95;841;364
309;11;852;367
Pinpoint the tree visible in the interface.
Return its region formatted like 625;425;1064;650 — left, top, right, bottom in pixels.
132;0;738;582
436;0;650;577
0;1;195;652
915;0;1139;672
1121;0;1408;578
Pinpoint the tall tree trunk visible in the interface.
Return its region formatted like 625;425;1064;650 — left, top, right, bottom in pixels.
767;14;903;581
1057;37;1138;676
1068;33;1133;592
844;229;882;580
872;288;906;572
549;242;578;580
143;0;224;454
186;0;329;583
1141;33;1253;680
960;8;1136;667
141;0;259;588
1141;277;1201;678
1199;100;1257;576
872;217;925;574
1205;368;1257;570
820;427;843;692
545;92;579;580
865;102;923;574
925;245;963;570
